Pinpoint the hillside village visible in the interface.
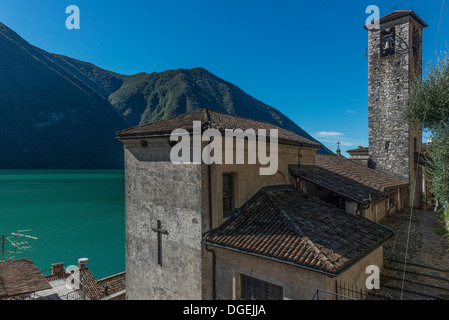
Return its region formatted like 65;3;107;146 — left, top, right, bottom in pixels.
1;9;449;301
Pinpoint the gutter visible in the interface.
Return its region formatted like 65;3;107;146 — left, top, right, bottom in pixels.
204;164;217;300
202;229;394;278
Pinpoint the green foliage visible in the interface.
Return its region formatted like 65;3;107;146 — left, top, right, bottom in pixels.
407;52;449;130
426;124;449;206
407;52;449;230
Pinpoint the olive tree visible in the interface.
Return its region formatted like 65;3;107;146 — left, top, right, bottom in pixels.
406;52;449;227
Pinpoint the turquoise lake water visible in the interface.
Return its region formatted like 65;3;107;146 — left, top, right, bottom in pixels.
0;170;125;279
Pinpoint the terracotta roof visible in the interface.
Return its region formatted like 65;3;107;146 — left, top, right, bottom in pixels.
0;259;52;299
364;10;428;29
97;272;126;297
117;109;322;148
203;186;394;275
346;146;369;153
80;268;125;300
290;154;408;204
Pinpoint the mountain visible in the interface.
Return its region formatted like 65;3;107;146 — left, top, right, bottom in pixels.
0;22;130;169
45;55;329;152
0;22;328;169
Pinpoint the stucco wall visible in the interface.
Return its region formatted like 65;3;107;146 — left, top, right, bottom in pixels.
210;142;317;228
213;245;384;300
123;141;204;300
362;187;406;222
213;247;326;300
325;246;384;299
121;135;318;300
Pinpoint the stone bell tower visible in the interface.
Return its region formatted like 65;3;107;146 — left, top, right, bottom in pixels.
366;10;428;208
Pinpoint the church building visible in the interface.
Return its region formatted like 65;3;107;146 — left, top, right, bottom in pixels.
116;10;427;300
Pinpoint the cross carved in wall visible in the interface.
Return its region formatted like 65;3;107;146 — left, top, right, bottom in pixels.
151;220;168;267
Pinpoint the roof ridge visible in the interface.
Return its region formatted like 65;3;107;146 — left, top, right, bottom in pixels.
118;109;207;134
205;108;286;128
317;154;407;184
263;187;339;270
96;271;126;283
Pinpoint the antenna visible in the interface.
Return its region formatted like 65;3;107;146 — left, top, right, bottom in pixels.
6;229;38;260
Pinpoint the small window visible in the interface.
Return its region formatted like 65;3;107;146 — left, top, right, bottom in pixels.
385;141;391;150
240;274;283;300
223;173;235;218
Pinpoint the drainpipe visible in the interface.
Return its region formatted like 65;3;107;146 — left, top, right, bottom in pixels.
204;164;217;300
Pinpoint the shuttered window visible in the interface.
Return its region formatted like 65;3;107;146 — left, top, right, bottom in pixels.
240;274;283;300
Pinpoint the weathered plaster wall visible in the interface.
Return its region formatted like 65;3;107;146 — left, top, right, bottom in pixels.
123;139;204;300
325;246;384;299
362;187;406;222
213;247;326;300
210;142;317;228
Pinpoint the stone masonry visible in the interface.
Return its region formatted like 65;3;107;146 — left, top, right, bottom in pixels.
367;12;425;207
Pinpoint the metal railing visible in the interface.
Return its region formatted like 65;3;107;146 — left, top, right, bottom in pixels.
312;281;394;300
66;289;82;300
311;289;357;300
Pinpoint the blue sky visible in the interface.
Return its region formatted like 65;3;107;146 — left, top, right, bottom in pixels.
0;0;447;155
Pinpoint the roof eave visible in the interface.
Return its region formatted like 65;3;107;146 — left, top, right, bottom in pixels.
363;11;429;30
116;133;322;149
289;171;367;204
202;241;340;277
202;228;395;278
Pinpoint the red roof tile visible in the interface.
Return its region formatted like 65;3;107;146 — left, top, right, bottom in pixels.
203;186;394;275
346;146;369;153
290;155;408;203
80;268;125;300
0;259;52;299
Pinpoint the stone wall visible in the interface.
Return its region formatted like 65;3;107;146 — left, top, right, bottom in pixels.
367;15;423;207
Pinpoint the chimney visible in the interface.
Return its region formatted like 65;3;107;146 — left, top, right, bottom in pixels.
78;258;89;270
51;262;64;277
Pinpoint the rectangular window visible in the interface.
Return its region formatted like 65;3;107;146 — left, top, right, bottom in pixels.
223;173;235;218
240;274;283;300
